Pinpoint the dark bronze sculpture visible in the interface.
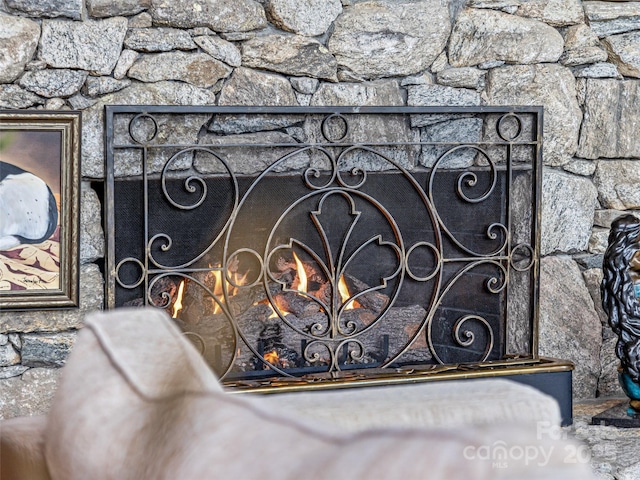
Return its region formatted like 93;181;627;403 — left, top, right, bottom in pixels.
602;214;640;415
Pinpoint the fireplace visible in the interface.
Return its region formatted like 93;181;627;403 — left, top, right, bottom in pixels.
105;106;570;395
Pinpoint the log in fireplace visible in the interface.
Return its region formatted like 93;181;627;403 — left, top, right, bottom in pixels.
105;106;571;421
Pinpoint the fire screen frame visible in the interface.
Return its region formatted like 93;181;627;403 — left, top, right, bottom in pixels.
104;105;569;391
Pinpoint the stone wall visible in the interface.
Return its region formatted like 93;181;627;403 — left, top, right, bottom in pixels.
1;0;638;417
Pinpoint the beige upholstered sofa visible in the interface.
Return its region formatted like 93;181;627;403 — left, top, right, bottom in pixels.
1;308;594;479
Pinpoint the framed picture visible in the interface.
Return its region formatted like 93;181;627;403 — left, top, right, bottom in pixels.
0;111;81;309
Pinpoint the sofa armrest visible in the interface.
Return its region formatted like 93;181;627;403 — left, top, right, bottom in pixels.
0;415;51;480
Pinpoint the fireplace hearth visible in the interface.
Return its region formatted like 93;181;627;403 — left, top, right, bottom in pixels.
105;106;570;396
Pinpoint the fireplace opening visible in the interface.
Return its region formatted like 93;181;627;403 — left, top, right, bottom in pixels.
106;106;542;387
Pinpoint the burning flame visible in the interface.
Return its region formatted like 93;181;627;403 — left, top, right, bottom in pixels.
264;350;279;365
208;263;250;315
292;252;308;292
211;270;224;314
338;275;359;310
172;280;186;318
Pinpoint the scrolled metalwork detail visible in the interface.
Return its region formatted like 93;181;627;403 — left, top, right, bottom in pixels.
405;241;441;282
115;257;145;289
129;113;158;144
105;106;542;386
321;113;350;143
453;315;494;362
497;113;523;142
510;243;535;272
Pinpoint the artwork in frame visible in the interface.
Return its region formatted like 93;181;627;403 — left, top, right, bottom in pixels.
0;111;81;310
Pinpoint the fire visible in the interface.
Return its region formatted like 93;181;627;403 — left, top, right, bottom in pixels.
264;349;279;364
172;280;185;318
292;251;308;292
209;263;250;315
338;275;359;310
211;270;224;314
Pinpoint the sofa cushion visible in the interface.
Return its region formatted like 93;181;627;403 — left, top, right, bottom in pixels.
257;377;562;431
43;308;594;479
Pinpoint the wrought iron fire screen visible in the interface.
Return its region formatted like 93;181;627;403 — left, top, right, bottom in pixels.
105;106;544;389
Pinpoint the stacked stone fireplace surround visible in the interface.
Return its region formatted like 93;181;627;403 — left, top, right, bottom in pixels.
0;0;639;418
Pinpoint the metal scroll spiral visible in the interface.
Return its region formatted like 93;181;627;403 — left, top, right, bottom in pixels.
427;145;508;257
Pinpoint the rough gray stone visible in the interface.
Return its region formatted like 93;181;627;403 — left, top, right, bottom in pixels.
87;0;150;17
196;131;310;174
149;0;267;32
563;159;596;176
436;67;486;89
68;93;97;110
18;69;88;98
593;209;637;228
0;13;40;83
83;76;131;97
128;51;231;88
328;0;451;80
6;0;81;19
468;0;519;10
560;24;609;67
0;365;29;380
0;368;61;419
578;80;640;160
0;264;103;334
193;35;241;67
44;98;67;109
430;51;449;73
0;334;7;346
82;82;217;178
113;49;139;80
40;17;128;75
0;343;20;367
309;81;415;171
295;92;311;106
24;59;48;72
290;77;319;95
242;34;338;81
9;334;21;349
419;118;483;168
407;84;481;126
0;84;43;108
594;160;640;210
603;31;640;79
311;79;404;106
80;185;105;263
573;62;622;79
218;66;297;106
401;73;434;86
129;12;153;28
589;227;609;254
584;1;640;37
538;255;601;399
21;332;76;367
486;64;581;166
541;168;598;255
265;0;342;36
477;60;506;69
219;31;256;42
515;0;584;26
213;69;302;134
124;27;196;52
449;9;564;67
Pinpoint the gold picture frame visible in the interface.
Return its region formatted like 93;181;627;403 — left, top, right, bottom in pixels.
0;111;81;309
